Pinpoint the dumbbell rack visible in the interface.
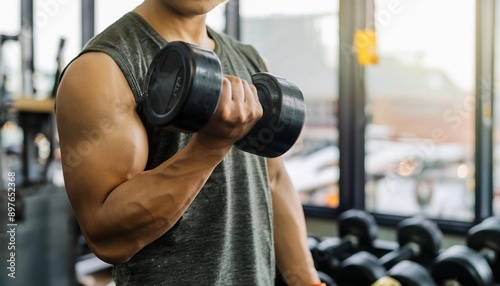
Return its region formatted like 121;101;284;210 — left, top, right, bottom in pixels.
286;211;500;286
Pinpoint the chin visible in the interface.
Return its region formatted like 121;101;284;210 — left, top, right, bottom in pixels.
162;0;225;16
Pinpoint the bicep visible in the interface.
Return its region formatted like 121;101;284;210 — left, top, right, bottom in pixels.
56;53;148;216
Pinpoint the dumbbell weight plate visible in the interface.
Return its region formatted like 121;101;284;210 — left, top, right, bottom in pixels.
340;251;386;285
432;245;493;286
467;216;500;283
234;73;305;158
314;210;377;277
396;216;441;265
143;41;222;131
467;216;500;256
338;209;378;249
386;260;435;286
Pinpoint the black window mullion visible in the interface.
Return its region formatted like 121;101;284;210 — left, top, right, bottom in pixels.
474;0;495;223
338;0;368;211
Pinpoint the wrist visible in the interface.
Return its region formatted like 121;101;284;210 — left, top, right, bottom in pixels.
191;133;234;153
189;134;232;155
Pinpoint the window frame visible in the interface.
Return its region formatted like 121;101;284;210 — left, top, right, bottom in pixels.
228;0;497;234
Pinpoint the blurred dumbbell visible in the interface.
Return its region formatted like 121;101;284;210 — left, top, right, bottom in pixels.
432;245;493;286
313;209;378;277
341;253;436;286
371;260;435;286
340;216;442;285
467;216;500;283
432;216;500;286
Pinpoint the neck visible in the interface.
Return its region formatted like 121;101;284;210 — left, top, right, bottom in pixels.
134;0;215;50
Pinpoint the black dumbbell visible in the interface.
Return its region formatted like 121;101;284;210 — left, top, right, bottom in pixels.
369;260;435;286
432;216;500;286
142;41;305;158
313;209;378;276
467;216;500;283
340;216;442;285
432;245;493;286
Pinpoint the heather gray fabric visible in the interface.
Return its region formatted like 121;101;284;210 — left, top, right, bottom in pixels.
75;12;274;286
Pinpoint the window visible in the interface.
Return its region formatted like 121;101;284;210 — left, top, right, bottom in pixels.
33;0;80;98
240;0;340;208
0;1;22;177
494;2;500;215
0;0;21;93
364;0;476;221
96;0;142;34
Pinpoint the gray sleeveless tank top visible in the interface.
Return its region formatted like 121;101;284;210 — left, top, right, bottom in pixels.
76;12;275;285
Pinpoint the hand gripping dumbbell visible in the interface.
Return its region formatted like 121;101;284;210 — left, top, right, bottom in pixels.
340;216;442;285
142;41;306;158
313;209;378;278
432;216;500;286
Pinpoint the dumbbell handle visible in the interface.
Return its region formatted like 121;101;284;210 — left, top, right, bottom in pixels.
378;243;420;270
331;237;357;256
316;236;359;259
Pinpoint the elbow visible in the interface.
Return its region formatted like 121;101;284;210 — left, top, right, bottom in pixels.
86;239;137;264
83;232;139;264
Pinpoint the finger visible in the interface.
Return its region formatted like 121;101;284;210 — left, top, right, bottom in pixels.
228;76;245;102
247;84;259;105
240;80;255;103
220;76;232;104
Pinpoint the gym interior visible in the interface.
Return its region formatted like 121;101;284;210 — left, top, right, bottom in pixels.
0;0;499;285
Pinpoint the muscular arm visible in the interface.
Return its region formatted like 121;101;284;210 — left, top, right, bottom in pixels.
56;52;261;264
268;157;320;285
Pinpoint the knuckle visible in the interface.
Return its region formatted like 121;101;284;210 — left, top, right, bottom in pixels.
257;105;264;118
225;75;239;83
219;106;232;121
249;85;257;94
222;77;231;88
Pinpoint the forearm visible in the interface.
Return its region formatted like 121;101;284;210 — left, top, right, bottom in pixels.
82;138;229;263
271;170;319;285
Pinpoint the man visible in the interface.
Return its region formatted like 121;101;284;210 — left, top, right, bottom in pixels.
56;0;321;285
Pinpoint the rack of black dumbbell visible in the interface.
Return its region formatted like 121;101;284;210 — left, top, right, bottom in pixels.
275;210;500;286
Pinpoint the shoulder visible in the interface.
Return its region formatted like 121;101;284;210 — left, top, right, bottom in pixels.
57;52;136;116
67;12;165;105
